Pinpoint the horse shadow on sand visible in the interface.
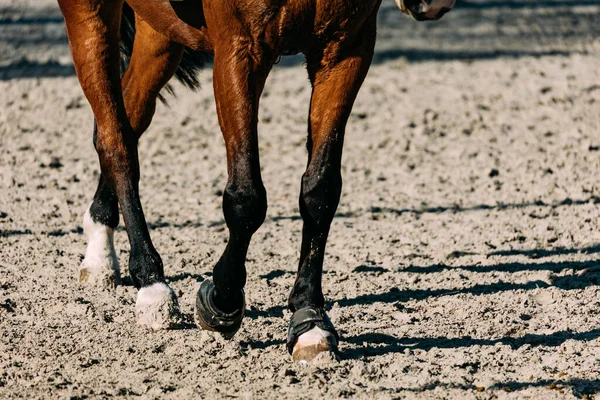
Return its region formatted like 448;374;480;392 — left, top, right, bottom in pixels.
256;236;600;316
343;328;600;360
241;254;600;396
384;378;600;397
247;246;600;367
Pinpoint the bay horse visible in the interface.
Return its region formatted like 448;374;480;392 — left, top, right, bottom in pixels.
58;0;455;363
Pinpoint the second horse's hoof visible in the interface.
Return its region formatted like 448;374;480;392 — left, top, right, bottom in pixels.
194;279;245;339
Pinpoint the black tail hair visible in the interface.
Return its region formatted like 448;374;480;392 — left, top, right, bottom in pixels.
119;3;212;102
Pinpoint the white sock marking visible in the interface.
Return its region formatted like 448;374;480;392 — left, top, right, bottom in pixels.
136;282;179;330
296;326;337;348
79;204;120;287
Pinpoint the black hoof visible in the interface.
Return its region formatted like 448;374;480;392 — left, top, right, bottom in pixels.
286;306;339;362
194;279;245;339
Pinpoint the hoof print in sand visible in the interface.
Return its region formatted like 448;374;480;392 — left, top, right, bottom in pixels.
135;282;181;330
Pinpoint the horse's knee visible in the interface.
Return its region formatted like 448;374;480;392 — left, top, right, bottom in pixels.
94;124;138;177
121;54;179;136
300;168;342;230
123;91;156;136
222;180;267;235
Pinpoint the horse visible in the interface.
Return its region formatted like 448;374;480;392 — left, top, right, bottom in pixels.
57;0;456;363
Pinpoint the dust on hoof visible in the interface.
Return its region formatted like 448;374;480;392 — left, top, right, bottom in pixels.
135;282;181;330
79;264;120;288
292;326;340;364
79;205;120;288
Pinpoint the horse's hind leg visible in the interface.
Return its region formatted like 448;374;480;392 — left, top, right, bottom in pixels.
65;0;124;289
60;0;182;329
286;19;376;363
120;14;185;135
79;170;120;288
80;11;184;289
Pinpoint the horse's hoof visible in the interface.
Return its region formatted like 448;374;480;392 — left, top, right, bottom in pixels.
79;205;121;288
135;282;181;330
293;326;340;364
287;307;340;364
194;279;245;339
79;263;120;288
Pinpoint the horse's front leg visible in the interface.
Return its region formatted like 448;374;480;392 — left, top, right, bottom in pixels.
194;43;272;338
59;0;181;329
287;20;376;363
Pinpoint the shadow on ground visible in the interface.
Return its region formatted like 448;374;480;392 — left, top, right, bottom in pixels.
258;255;600;316
345;328;600;358
375;378;599;396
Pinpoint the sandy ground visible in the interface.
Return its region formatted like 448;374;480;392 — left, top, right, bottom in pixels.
1;0;600;398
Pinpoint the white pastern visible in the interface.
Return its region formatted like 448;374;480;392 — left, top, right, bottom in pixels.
293;326;339;364
79;204;120;288
136;282;180;330
295;326;337;348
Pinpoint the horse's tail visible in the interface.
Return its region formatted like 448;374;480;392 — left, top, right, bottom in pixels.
119;3;210;102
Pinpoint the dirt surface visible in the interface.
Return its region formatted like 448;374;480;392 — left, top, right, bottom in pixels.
1;0;600;398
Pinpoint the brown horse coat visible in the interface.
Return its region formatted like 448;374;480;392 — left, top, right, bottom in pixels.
58;0;453;362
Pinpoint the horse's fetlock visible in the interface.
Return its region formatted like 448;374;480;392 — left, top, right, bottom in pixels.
129;247;164;289
223;181;267;234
